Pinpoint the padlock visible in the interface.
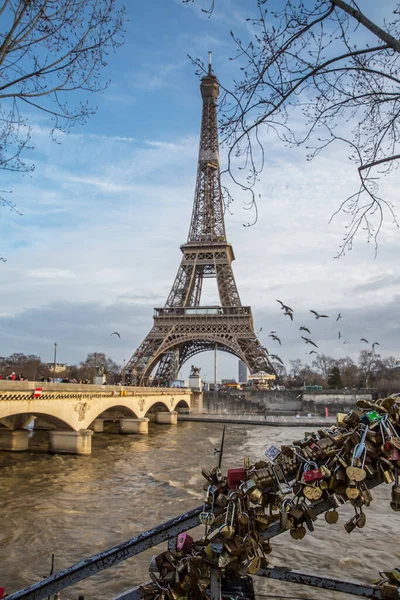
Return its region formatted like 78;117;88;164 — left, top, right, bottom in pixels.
344;515;358;534
240;479;257;496
265;445;281;462
247;556;262;575
280;499;293;530
220;502;236;539
303;467;323;483
227;468;246;489
355;509;366;528
345;481;360;500
325;508;339;524
249;487;264;505
176;532;193;554
290;525;306;540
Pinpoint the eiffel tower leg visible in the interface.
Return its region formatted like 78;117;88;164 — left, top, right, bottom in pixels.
216;261;241;307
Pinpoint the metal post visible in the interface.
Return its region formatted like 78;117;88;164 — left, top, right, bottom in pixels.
214;343;217;388
210;568;221;600
53;343;57;383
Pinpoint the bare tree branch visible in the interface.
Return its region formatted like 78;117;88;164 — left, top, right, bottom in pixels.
0;0;126;260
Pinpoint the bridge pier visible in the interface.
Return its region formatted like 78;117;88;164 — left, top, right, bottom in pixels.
89;418;104;433
49;429;93;455
0;429;30;451
155;411;178;425
190;392;203;414
119;418;149;435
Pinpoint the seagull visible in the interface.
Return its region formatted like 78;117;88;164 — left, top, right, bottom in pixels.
360;338;369;344
299;326;311;334
284;309;294;321
301;336;319;348
338;331;342;340
372;342;380;351
309;350;318;355
336;313;342;321
269;333;282;345
270;354;284;365
110;332;121;339
257;327;263;334
344;340;350;345
310;310;329;319
276;300;293;312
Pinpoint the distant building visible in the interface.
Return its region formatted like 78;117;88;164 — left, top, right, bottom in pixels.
45;363;67;373
238;360;248;383
248;371;276;390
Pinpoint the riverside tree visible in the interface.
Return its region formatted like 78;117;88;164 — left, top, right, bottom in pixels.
0;0;125;260
185;0;400;254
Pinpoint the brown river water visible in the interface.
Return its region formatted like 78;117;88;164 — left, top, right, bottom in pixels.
0;422;399;600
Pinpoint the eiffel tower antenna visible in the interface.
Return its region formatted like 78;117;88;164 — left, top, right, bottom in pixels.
125;59;276;386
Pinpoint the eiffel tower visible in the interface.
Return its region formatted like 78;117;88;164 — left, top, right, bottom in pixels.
126;57;275;386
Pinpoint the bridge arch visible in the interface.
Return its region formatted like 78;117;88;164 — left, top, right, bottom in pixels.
0;410;75;431
144;401;171;417
89;403;140;424
175;399;190;413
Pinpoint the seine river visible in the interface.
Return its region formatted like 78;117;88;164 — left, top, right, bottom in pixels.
0;422;398;599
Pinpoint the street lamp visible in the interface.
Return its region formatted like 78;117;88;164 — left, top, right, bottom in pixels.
53;342;57;383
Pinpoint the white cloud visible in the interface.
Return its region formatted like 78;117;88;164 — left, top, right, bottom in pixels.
27;269;76;279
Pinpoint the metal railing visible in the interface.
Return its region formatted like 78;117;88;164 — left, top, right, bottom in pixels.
154;306;252;317
7;480;382;600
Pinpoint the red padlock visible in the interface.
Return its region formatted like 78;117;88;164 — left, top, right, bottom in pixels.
303;468;323;483
310;442;326;459
385;441;400;461
0;588;5;600
176;532;193;553
227;468;246;489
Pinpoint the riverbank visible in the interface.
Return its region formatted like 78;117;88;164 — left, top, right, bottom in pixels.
177;414;337;427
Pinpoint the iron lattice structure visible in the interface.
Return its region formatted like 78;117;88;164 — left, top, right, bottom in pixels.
126;63;275;385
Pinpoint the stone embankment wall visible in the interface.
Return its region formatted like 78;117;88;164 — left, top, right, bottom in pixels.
302;390;372;413
203;390;302;414
203;389;372;415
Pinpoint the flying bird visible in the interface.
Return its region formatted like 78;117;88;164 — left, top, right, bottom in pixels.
336;313;342;321
269;333;282;345
110;332;121;339
360;338;369;344
270;354;284;365
338;331;342;340
301;336;319;348
344;340;350;345
372;342;380;351
257;327;263;334
284;309;294;321
276;300;293;312
310;310;329;319
299;326;311;334
309;350;318;355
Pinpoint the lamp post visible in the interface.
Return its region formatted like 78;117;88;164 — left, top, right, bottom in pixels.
53;343;57;383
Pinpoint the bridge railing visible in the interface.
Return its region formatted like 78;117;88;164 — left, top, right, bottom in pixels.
6;479;381;600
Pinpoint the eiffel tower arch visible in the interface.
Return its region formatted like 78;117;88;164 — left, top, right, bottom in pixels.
126;57;276;386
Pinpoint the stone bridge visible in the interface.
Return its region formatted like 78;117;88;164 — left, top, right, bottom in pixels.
0;381;201;455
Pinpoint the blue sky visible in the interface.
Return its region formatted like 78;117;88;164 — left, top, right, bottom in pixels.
0;0;399;380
